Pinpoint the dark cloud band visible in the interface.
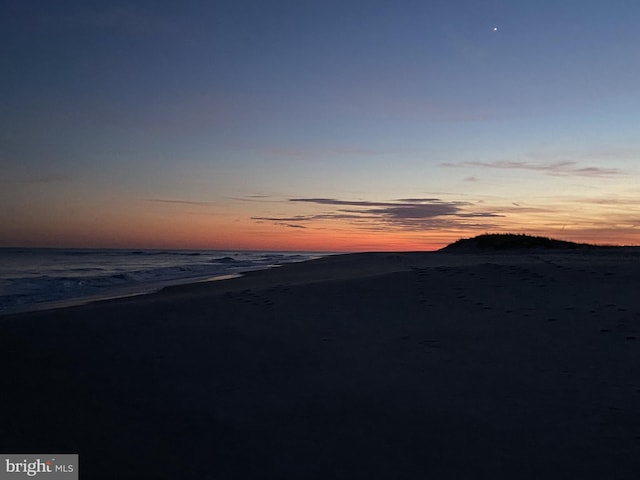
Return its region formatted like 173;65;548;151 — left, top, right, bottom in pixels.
253;197;503;231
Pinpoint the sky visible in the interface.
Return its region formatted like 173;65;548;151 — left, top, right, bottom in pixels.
1;0;640;251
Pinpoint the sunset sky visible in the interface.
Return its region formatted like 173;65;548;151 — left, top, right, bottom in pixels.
2;0;639;251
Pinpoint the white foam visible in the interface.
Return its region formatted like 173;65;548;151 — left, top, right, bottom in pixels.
0;249;327;315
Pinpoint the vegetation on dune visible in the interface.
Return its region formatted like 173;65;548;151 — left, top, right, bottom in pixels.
441;233;595;251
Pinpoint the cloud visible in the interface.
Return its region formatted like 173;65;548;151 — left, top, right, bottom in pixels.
355;204;460;218
441;160;624;177
263;146;389;158
395;198;443;203
253;197;503;232
253;215;316;222
578;197;640;206
289;198;444;207
528;148;640;162
230;195;276;203
146;198;217;207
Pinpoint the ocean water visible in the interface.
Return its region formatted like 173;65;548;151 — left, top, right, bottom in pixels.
0;248;329;315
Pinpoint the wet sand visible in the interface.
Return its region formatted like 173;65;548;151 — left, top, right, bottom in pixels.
1;250;640;479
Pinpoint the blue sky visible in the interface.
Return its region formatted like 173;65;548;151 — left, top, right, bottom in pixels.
2;0;639;250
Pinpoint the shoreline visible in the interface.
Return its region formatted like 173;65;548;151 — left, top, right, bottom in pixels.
4;247;638;317
2;249;640;479
0;272;245;317
0;248;329;317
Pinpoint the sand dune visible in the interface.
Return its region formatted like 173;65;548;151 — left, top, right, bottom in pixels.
1;249;640;479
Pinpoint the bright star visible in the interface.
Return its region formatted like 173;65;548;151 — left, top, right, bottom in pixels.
493;26;498;31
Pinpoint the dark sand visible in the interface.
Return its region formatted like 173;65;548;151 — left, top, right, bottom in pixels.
2;250;640;479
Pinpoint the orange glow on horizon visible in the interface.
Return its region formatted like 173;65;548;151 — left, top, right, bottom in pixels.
2;196;638;251
3;222;639;252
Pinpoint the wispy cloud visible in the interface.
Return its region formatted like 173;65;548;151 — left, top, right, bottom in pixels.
230;195;275;203
263;146;389;158
146;198;217;207
441;160;624;177
528;148;640;162
578;197;640;206
282;223;306;229
253;197;503;232
289;198;442;207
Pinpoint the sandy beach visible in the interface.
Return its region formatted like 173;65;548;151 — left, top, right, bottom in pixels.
1;249;640;479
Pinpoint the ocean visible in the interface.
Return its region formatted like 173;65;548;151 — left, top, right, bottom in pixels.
0;248;331;315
